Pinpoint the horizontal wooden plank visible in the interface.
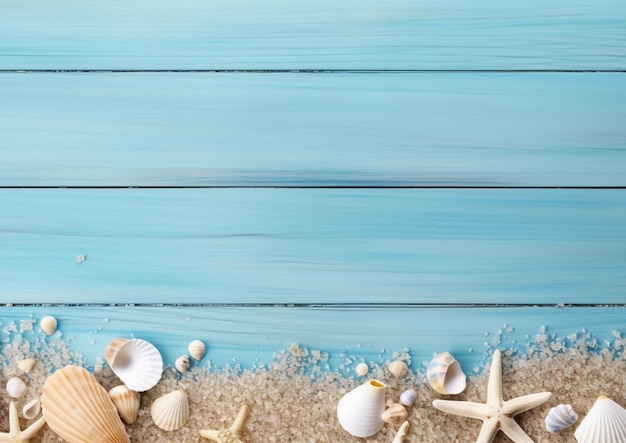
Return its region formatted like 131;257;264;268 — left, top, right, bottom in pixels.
1;188;625;305
1;0;625;70
2;72;625;187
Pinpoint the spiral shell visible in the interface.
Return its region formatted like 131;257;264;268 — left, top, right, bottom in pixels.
109;385;141;424
175;355;191;373
427;352;466;395
545;403;578;433
188;340;206;360
574;396;626;443
22;398;41;420
151;389;190;431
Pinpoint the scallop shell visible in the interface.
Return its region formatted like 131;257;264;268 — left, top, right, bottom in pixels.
41;365;130;443
18;358;37;374
545;403;578;433
22;398;41;420
188;340;206;360
382;403;409;428
150;389;189;431
109;385;141;424
355;363;369;377
337;379;386;438
399;389;417;407
574;396;626;443
40;315;58;335
175;355;191;373
427;352;467;395
6;377;27;398
105;338;163;392
389;360;409;378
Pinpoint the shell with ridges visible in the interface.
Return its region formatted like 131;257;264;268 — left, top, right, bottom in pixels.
22;398;41;420
6;377;27;398
40;315;58;335
574;395;626;443
388;360;409;378
545;403;578;433
426;352;466;395
151;389;190;431
41;365;130;443
188;340;206;360
105;338;163;392
337;379;386;438
175;355;191;373
382;403;409;428
399;389;417;407
109;385;141;424
18;358;37;374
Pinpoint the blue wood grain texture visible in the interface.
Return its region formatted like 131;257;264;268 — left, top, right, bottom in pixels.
1;188;624;305
1;72;625;187
1;0;625;70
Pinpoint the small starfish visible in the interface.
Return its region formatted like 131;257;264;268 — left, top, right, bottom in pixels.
392;420;410;443
199;404;249;443
432;350;551;443
0;401;46;443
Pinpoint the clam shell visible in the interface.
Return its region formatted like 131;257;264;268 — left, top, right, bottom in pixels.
355;363;369;377
22;398;41;420
150;389;189;431
175;355;191;373
105;338;163;392
427;352;467;395
389;360;409;378
399;389;417;407
545;403;578;433
574;396;626;443
382;403;409;428
188;340;206;360
40;315;58;335
109;385;141;424
337;379;386;438
6;377;27;398
18;358;37;374
41;365;130;443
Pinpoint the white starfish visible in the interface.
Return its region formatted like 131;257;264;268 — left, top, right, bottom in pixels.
392;420;410;443
432;350;551;443
199;404;249;443
0;401;46;443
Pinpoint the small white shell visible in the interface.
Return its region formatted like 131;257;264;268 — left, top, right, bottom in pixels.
22;398;41;420
105;338;163;392
399;389;417;407
175;355;191;373
382;403;409;427
574;395;626;443
355;363;369;377
388;360;409;378
40;315;58;335
337;379;386;438
188;340;206;360
17;358;37;374
427;352;466;395
109;385;141;424
150;389;189;431
545;403;578;433
6;377;27;398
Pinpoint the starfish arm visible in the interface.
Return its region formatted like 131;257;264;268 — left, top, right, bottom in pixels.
392;420;410;443
501;392;552;416
475;417;500;443
229;404;249;436
499;416;535;443
199;429;219;442
486;350;503;407
432;399;492;420
19;416;47;440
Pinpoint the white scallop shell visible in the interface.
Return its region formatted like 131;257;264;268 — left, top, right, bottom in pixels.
188;340;206;360
40;315;58;335
574;396;626;443
18;358;37;374
400;389;417;407
382;403;409;427
105;338;163;392
426;352;467;395
6;377;27;398
175;355;191;373
22;398;41;420
150;389;190;431
337;380;386;438
41;365;130;443
389;360;409;378
355;363;369;377
545;403;578;433
109;385;141;424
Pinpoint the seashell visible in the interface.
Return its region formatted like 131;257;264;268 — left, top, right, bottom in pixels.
337;379;386;438
427;352;466;395
0;403;9;433
40;315;58;335
188;340;206;360
574;395;626;443
545;403;578;433
22;398;41;420
175;355;191;373
109;385;141;424
382;403;409;428
389;360;409;378
400;389;418;407
18;358;37;374
355;363;369;377
41;365;130;443
6;377;27;398
150;389;189;431
105;338;163;392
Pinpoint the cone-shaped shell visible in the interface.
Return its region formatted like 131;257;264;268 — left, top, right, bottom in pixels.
337;379;386;438
109;385;141;424
427;352;466;395
574;396;626;443
151;389;190;431
188;340;206;360
105;338;163;392
382;403;409;428
41;365;130;443
546;403;578;433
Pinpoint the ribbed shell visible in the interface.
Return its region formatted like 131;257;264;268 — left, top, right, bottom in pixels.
337;380;386;438
105;338;163;392
109;385;141;424
545;403;578;433
41;365;130;443
382;403;409;427
388;361;409;378
575;396;626;443
150;389;190;431
188;340;206;360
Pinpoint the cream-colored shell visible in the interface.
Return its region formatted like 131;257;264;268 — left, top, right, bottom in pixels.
22;398;41;420
6;377;27;398
355;363;369;377
40;315;58;335
41;365;130;443
574;396;626;443
545;403;578;433
188;340;206;360
175;355;191;373
427;352;467;395
388;360;409;378
109;385;141;424
105;338;163;392
151;389;190;431
337;380;386;438
18;358;37;374
382;403;409;428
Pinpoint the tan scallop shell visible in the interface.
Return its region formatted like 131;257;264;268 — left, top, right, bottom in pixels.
382;403;409;428
188;340;206;360
151;389;189;431
40;315;58;335
41;365;130;443
109;385;141;424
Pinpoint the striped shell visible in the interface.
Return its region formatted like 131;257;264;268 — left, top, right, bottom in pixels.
545;403;578;433
389;360;409;378
575;396;626;443
188;340;207;360
109;385;141;424
399;389;417;407
426;352;466;395
151;389;189;431
40;315;58;335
